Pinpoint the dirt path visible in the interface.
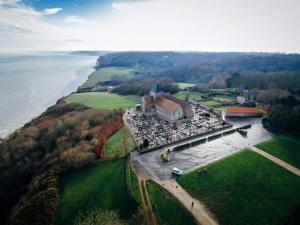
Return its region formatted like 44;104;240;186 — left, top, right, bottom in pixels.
142;179;158;225
133;163;158;225
251;146;300;176
137;177;152;225
159;180;219;225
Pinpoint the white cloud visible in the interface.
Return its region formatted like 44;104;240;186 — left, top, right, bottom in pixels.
43;8;63;16
0;0;21;5
111;2;133;10
63;15;87;23
0;0;300;53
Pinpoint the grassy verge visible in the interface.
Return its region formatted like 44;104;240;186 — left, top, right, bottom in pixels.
105;127;136;158
256;135;300;169
178;150;300;225
126;163;140;204
55;158;138;225
81;66;134;88
147;180;197;225
65;92;140;110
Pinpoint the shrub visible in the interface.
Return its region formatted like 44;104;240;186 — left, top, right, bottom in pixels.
74;209;126;225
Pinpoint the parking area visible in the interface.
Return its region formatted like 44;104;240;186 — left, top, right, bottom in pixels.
126;104;230;150
131;118;274;181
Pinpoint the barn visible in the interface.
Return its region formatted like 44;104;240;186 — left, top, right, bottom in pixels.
225;107;261;117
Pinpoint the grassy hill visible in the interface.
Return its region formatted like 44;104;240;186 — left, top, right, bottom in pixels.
104;127;136;158
65;92;140;110
178;150;300;225
55;158;138;225
81;66;134;88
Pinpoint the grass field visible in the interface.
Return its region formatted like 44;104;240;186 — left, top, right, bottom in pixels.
147;180;197;225
256;135;300;169
176;83;196;89
104;127;135;158
213;95;236;103
200;100;220;106
55;158;138;225
81;67;134;88
178;150;300;225
65;92;140;110
174;91;203;101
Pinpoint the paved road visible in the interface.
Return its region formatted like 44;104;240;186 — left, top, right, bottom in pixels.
251;146;300;176
132;118;274;181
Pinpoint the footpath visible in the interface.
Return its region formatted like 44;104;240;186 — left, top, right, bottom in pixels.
251;146;300;176
159;180;219;225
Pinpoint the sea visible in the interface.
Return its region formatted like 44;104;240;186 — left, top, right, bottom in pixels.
0;52;97;138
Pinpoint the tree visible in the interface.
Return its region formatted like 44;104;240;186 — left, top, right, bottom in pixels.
226;72;241;88
143;139;149;148
74;210;126;225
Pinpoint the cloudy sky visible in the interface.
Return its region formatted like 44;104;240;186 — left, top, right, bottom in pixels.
0;0;299;53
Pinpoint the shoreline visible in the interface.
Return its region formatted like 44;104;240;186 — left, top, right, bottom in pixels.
0;53;98;140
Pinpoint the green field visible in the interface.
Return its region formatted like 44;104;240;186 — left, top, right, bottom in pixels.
55;158;138;225
178;150;300;225
213;95;236;103
81;67;134;88
147;180;197;225
256;135;300;169
176;83;196;89
65;92;140;110
105;127;136;158
201;100;220;106
174;91;203;101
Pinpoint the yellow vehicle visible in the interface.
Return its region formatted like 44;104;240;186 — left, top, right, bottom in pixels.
160;149;170;161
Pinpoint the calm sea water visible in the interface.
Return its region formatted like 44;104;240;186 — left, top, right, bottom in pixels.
0;52;97;138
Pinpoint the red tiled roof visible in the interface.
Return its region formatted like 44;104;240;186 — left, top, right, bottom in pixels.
226;107;259;113
155;96;180;112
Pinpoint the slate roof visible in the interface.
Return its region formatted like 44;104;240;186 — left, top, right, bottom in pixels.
155;96;181;112
142;95;154;104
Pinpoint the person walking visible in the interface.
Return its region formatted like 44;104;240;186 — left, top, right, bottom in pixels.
192;201;194;207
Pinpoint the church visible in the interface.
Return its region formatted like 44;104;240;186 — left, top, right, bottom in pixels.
141;83;194;122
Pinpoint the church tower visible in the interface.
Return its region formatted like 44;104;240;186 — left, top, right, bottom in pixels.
150;82;163;100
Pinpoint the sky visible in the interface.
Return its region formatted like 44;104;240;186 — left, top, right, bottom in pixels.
0;0;299;53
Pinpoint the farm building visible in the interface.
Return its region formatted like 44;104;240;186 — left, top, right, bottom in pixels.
141;83;193;122
225;107;261;117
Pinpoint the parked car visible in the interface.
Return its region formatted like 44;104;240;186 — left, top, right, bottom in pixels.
172;167;183;176
237;128;247;136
